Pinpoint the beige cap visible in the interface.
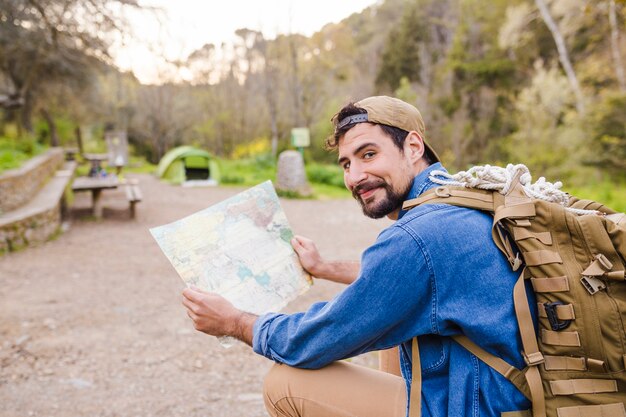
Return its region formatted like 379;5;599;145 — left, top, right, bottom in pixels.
336;96;440;162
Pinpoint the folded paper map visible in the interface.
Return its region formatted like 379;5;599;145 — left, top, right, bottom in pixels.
150;180;312;316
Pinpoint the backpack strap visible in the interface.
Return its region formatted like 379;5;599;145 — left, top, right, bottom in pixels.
606;212;626;226
513;271;547;417
452;335;524;386
409;337;422;417
403;186;495;212
409;335;529;417
403;186;525;270
568;197;617;214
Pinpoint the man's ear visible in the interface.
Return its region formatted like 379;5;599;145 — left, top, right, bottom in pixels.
404;131;425;164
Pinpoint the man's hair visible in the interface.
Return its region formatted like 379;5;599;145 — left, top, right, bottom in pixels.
326;103;435;165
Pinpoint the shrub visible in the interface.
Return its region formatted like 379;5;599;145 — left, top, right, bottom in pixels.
306;163;345;188
0;135;46;172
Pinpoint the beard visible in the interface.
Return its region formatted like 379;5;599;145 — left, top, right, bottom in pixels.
352;177;413;219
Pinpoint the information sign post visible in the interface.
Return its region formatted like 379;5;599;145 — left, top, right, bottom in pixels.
290;127;310;157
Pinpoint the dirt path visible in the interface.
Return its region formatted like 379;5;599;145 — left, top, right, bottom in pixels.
0;174;391;417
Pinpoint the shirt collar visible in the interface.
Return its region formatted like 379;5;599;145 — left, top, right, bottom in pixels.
398;162;447;220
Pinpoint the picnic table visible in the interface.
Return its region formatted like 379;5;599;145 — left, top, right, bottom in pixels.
71;176;119;219
72;176;143;219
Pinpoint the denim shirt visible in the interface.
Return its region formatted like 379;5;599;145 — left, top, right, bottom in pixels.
253;163;533;417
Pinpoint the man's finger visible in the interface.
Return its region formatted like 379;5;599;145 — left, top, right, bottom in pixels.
189;285;210;294
291;237;303;249
186;308;197;321
182;287;206;302
182;296;198;312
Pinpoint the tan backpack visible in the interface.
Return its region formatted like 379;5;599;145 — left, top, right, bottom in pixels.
403;165;626;417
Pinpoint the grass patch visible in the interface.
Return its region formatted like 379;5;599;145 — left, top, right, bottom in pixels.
276;189;314;199
125;156;157;175
216;156;350;199
217;156;276;186
305;163;345;188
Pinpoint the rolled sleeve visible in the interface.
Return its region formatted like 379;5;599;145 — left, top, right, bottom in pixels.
251;225;436;369
252;312;279;358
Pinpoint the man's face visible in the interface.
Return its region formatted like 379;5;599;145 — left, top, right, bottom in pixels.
337;123;415;219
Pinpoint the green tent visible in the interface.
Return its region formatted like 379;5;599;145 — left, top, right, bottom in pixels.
157;146;220;184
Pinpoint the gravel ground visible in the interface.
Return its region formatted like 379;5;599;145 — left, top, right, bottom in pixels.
0;174;391;417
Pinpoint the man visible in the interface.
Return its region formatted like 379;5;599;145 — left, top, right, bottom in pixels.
182;96;532;416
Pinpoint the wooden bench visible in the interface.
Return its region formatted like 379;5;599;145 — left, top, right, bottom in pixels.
125;181;143;219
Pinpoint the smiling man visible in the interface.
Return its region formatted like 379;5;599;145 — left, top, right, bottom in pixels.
182;96;531;417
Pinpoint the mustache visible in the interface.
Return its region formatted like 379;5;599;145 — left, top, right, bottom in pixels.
352;178;387;199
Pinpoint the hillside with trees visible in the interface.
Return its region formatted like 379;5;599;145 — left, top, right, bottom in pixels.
1;0;625;186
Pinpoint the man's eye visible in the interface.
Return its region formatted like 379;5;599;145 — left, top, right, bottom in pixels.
363;151;375;159
342;162;350;170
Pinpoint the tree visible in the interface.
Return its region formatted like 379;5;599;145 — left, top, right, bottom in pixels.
236;30;281;158
534;0;585;114
608;0;626;91
376;1;430;91
129;83;198;162
587;93;626;179
0;0;144;135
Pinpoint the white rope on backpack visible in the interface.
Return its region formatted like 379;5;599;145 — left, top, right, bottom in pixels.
429;164;598;215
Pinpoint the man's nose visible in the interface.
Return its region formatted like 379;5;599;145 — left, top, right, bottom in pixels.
345;164;367;188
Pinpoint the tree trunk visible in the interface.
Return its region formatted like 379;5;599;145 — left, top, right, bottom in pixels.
289;36;303;127
609;0;626;92
40;108;59;146
262;49;280;159
19;93;35;133
75;126;84;155
268;81;279;159
535;0;585;115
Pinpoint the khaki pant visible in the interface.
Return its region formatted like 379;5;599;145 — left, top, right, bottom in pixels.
263;349;406;417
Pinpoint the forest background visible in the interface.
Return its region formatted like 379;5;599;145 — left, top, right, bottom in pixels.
1;0;625;207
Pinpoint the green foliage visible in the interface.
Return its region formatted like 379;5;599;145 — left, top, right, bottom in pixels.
0;135;47;172
499;62;584;182
276;189;314;199
308;98;343;164
216;157;276;186
394;77;418;104
124;155;157;174
450;58;515;87
81;126;108;154
586;93;626;179
565;181;626;213
305;163;345;188
376;1;430;91
35;117;78;147
232;137;271;159
216;157;350;199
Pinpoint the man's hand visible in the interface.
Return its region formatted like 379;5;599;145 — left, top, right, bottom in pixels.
291;235;360;285
291;235;325;276
182;287;257;346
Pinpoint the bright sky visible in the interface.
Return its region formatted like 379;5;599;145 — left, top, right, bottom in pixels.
114;0;378;84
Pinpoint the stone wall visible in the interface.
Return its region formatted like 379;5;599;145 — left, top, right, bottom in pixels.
0;201;62;254
0;148;64;213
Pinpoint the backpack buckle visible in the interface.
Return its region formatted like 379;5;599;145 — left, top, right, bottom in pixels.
543;302;572;331
510;252;523;271
434;186;451;197
522;351;545;367
580;275;606;295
